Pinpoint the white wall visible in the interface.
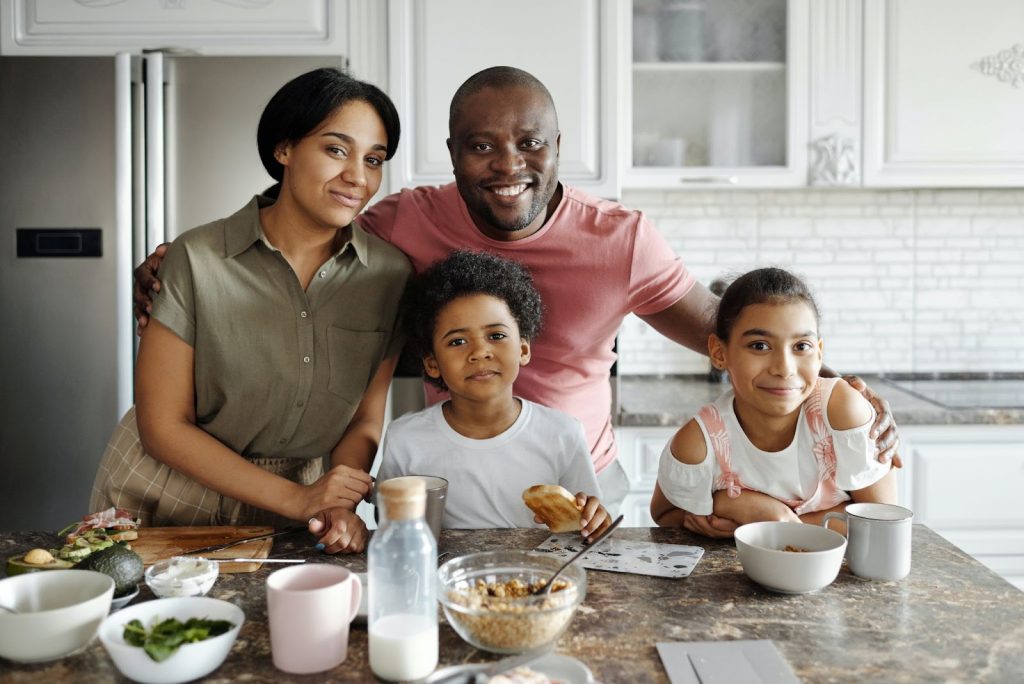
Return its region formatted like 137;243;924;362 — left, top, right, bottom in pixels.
617;188;1024;375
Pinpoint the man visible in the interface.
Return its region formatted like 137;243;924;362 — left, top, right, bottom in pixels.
134;67;899;536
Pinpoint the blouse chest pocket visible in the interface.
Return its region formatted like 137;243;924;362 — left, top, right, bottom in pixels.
326;325;387;403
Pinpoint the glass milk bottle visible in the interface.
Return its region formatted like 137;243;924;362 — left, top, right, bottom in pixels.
368;476;438;681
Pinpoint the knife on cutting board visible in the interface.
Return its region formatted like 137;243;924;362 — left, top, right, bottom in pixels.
182;525;306;556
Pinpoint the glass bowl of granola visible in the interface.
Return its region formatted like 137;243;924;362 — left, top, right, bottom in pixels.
437;550;586;654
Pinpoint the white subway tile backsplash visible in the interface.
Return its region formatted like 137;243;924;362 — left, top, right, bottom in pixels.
620;188;1024;375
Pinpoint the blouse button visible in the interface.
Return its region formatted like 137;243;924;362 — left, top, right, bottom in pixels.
318;271;327;278
300;311;308;318
303;356;311;364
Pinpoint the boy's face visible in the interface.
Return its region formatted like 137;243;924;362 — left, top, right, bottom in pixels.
424;293;531;402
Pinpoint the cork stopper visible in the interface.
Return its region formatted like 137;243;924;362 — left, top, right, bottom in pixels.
378;476;427;521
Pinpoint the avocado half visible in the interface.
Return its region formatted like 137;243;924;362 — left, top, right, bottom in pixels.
6;554;73;576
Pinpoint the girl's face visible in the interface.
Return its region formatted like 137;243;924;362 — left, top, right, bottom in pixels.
709;301;823;421
423;293;531;404
275;99;388;230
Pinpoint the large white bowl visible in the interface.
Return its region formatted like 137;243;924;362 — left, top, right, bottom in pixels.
0;569;115;663
98;596;244;684
735;521;847;594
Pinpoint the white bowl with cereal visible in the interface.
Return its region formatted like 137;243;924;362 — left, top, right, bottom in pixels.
734;521;847;594
437;550;586;654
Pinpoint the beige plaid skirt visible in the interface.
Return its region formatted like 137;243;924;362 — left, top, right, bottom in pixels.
90;407;324;528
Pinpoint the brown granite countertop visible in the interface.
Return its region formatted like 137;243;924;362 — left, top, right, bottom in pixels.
2;526;1023;682
617;375;1024;427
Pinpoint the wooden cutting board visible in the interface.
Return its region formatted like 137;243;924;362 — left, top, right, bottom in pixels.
130;526;274;574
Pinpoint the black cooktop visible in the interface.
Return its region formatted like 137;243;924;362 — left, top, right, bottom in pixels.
884;378;1024;409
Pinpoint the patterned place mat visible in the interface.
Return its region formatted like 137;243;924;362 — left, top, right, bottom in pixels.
533;534;704;578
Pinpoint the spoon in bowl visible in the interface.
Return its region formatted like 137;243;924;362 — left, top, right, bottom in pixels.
531;514;624;595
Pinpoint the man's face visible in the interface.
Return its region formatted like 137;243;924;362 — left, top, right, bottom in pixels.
447;85;561;241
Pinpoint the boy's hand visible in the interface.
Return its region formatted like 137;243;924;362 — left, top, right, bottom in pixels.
133;242;169;334
307;508;368;554
576;493;610;542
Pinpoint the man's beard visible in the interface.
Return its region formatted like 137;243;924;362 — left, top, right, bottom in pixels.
463;171;558;234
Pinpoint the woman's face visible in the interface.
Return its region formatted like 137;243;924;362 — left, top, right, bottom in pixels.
275;99;388;230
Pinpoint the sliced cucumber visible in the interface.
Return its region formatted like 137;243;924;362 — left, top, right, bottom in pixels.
6;554;73;576
56;545;95;562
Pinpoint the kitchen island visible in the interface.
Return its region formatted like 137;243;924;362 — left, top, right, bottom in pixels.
2;525;1022;682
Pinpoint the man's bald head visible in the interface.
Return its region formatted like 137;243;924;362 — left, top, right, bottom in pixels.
448;66;558;135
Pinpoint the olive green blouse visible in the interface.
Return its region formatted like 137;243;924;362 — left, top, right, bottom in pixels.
151;196;411;464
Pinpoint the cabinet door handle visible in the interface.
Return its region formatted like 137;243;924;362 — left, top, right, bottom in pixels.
680;176;739;184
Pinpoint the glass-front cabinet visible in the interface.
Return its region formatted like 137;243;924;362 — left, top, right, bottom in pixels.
623;0;809;188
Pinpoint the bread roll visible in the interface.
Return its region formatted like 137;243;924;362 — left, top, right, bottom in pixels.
522;484;582;533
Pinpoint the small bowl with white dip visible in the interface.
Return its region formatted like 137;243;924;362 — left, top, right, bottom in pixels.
145;557;218;598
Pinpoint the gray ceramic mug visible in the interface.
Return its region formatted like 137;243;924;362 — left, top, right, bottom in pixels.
373;475;448;543
416;475;448;543
824;503;913;581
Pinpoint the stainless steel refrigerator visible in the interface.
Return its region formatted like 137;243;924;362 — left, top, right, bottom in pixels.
0;53;338;530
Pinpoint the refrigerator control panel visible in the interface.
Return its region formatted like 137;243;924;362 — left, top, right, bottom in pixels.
16;228;101;257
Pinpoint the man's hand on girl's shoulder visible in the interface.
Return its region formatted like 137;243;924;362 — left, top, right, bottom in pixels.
842;374;903;469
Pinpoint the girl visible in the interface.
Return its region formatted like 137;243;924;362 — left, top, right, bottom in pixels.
91;68;410;553
651;268;896;534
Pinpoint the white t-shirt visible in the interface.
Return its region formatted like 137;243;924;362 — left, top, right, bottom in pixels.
377;399;601;529
657;383;888;516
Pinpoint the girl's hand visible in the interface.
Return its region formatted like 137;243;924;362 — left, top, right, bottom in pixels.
713;489;800;525
307;508;368;554
681;512;739;539
576;493;610;542
843;375;903;468
300;464;373;521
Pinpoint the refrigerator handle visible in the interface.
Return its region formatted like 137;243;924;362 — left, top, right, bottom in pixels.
115;52;134;417
145;52;166;254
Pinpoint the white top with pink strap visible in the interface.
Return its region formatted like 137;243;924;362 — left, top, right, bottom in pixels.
657;378;889;516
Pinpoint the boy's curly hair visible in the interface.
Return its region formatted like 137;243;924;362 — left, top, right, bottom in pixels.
404;250;544;389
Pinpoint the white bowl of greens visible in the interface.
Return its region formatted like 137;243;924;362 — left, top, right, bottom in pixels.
98;596;244;683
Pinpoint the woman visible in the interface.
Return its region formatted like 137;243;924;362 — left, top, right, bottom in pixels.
90;68;409;553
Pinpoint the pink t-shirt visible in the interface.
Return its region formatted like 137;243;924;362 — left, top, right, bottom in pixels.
358;182;694;473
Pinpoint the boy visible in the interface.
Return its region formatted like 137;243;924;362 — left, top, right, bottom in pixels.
377;250;609;539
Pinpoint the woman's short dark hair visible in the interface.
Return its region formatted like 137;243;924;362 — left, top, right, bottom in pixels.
404;250;543;389
716;267;821;341
257;67;400;183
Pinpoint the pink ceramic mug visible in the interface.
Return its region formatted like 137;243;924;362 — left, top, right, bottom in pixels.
266;564;362;674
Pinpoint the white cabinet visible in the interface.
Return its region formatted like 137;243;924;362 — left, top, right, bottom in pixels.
386;0;620;198
1;0;350;55
862;0;1024;187
901;425;1024;591
622;0;1024;190
623;0;809;189
616;426;676;527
